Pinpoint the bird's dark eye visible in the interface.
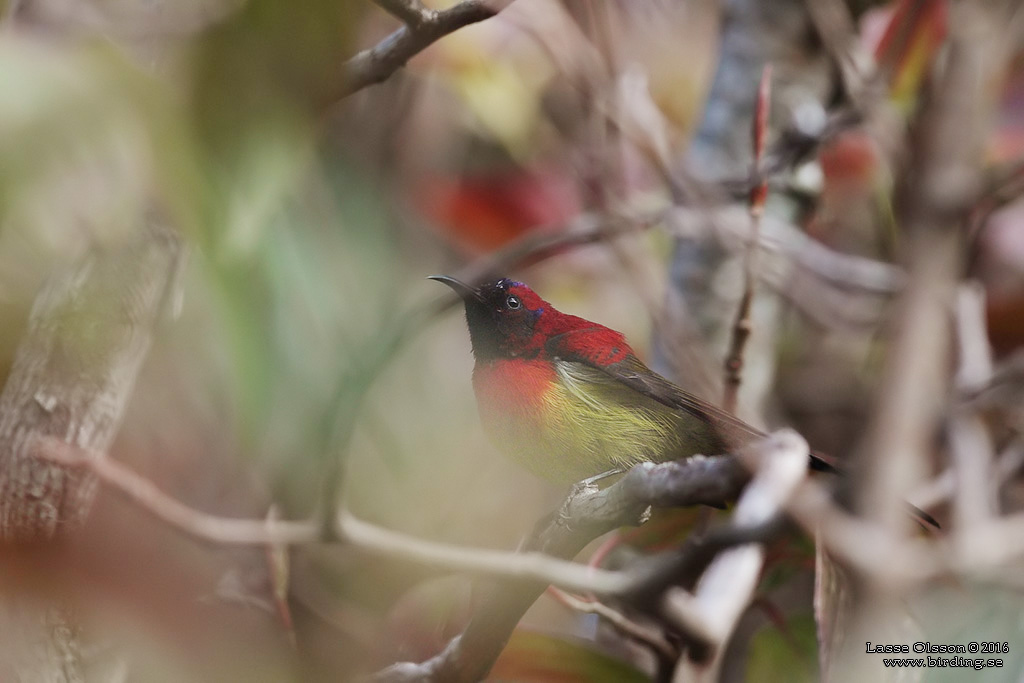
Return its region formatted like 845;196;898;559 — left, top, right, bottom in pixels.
505;295;522;310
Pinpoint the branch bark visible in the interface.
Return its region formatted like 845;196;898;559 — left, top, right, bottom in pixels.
41;436;749;592
373;445;766;683
0;219;182;681
338;0;516;99
0;222;181;541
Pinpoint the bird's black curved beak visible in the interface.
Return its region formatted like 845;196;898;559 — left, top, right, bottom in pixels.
428;275;485;303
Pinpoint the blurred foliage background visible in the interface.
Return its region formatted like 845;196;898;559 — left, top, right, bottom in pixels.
0;0;1023;680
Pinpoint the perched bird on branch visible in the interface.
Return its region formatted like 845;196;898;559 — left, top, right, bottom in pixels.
430;275;938;529
429;275;834;481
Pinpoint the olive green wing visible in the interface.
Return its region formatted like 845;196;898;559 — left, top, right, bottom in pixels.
545;328;763;452
600;354;764;451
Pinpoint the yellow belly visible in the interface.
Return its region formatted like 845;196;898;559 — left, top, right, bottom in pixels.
474;359;720;483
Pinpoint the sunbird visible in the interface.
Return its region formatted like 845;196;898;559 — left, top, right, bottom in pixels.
431;275;941;533
429;275;837;482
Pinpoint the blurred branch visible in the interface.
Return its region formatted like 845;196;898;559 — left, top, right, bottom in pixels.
668;206;905;329
910;441;1024;511
547;587;677;662
42;430;836;682
970;157;1024;239
338;0;516;98
982;157;1024;211
812;43;1020;649
858;0;993;539
448;211;661;287
446;203;908;333
784;476;936;583
949;283;997;529
585;38;897;337
37;435;751;595
618;516;788;607
666;429;807;674
360;449;1024;683
804;0;875;109
37;438;318;545
373;433;803;683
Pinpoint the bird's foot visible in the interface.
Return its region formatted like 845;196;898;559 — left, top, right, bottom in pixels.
578;467;624;488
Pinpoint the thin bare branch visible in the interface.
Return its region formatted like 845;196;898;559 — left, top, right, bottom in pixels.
34;435;751;595
339;0;516;98
36;438;319;545
723;65;772;412
547;587;677;662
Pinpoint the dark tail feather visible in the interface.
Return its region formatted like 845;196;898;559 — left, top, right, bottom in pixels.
908;503;941;530
809;450;840;473
808;450;940;530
